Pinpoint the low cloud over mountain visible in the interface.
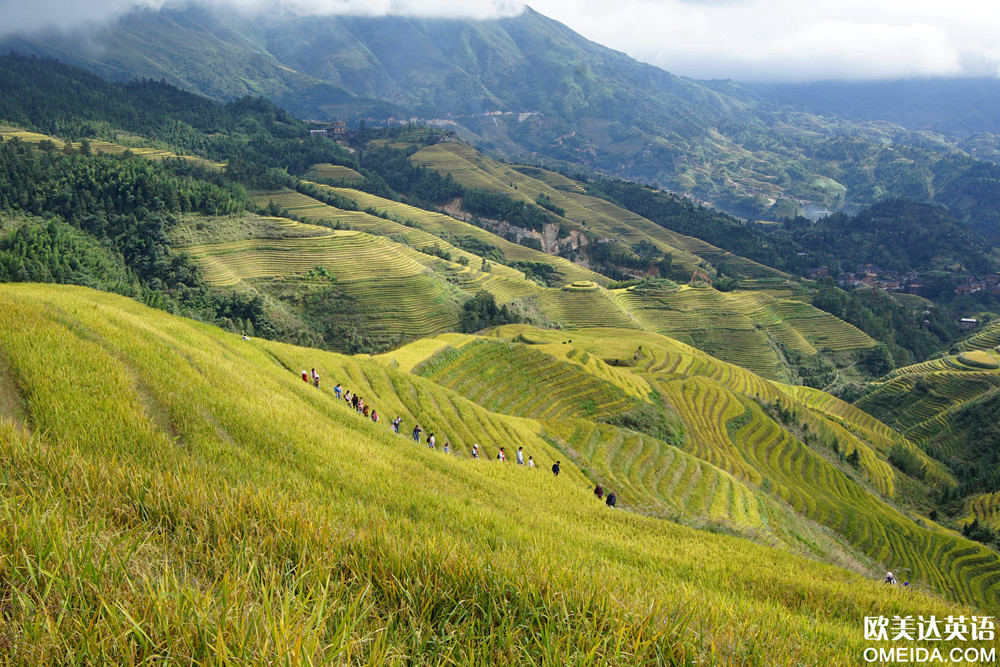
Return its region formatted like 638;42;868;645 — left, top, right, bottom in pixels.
5;0;1000;82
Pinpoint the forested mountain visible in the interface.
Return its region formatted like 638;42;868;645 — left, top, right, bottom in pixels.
8;5;1000;232
750;78;1000;136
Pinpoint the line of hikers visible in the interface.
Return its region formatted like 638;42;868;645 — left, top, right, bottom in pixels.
304;370;616;503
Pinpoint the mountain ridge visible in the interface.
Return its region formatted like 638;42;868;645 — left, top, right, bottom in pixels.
10;4;1000;229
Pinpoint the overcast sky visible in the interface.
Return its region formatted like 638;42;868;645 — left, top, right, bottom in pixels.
4;0;1000;82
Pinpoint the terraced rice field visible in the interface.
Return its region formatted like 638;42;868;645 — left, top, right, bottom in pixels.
957;320;1000;352
409;144;787;279
860;372;1000;437
773;300;875;351
966;492;1000;530
777;384;955;488
305;183;603;285
0;127;224;169
534;289;639;330
10;284;988;665
308;163;365;182
542;418;775;528
183;229;464;342
613;288;788;379
659;374;1000;609
183;231;430;286
413;339;638;422
251;190;546;295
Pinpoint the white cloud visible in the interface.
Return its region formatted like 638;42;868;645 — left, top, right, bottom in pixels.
3;0;1000;80
530;0;1000;80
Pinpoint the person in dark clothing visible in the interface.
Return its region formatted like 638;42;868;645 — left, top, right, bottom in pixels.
606;492;616;509
552;460;560;476
412;425;422;443
594;484;604;500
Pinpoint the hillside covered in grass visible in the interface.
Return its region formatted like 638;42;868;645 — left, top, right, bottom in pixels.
2;283;998;665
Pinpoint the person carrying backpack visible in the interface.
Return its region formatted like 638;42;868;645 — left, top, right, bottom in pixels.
472;443;480;459
334;383;342;400
606;492;616;509
498;447;506;462
392;416;402;434
428;433;436;449
311;368;320;388
552;461;560;476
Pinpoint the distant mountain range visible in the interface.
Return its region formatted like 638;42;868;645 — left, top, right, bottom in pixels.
7;5;1000;229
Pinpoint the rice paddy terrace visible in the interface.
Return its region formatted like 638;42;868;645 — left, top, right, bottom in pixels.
240;187;870;377
181;223;466;339
394;325;1000;611
298;182;604;286
856;350;1000;458
612;284;875;380
4;283;989;664
409;142;788;280
0;125;224;170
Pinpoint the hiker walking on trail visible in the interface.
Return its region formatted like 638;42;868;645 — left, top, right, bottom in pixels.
363;404;370;418
443;441;450;454
516;447;524;465
551;460;560;476
334;383;342;400
594;484;604;500
527;456;535;468
352;394;359;410
301;370;309;383
312;368;319;388
606;492;616;509
413;425;423;443
884;571;897;585
498;447;506;462
428;433;436;449
371;409;378;423
472;443;480;459
392;416;402;434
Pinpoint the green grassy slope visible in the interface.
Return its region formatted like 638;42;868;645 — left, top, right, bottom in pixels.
3;283;988;664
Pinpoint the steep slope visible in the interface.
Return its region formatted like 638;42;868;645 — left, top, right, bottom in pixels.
394;324;1000;610
3;283;989;663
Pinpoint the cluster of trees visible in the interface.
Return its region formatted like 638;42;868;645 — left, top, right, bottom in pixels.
459;291;521;333
811;281;959;367
0;134;280;335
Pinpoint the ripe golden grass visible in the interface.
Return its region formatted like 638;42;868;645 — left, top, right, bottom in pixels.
1;284;989;665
